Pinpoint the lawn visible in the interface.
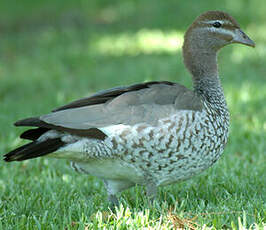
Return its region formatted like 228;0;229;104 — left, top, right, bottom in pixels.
0;0;265;229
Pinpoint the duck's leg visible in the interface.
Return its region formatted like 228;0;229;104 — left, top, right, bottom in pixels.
108;194;119;209
104;179;135;209
146;182;158;202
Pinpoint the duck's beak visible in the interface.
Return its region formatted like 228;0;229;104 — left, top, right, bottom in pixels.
232;29;255;47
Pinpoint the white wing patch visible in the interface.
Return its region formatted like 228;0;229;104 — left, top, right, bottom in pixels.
99;124;131;136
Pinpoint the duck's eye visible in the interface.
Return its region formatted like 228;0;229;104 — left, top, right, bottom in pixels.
213;21;222;28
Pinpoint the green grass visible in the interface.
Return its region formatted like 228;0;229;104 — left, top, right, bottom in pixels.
0;0;265;229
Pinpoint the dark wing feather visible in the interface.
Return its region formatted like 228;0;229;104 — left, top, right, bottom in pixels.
15;117;107;140
20;127;49;140
53;81;174;112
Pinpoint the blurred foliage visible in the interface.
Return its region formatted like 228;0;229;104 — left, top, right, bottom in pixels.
0;0;266;31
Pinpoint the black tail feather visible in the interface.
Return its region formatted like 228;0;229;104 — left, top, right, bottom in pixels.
4;138;65;162
20;127;50;141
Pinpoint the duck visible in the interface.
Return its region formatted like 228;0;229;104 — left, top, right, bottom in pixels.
4;11;255;206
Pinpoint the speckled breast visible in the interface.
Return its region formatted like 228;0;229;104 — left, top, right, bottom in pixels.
107;102;230;186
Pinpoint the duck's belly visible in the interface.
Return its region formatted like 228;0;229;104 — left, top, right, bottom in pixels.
71;159;144;184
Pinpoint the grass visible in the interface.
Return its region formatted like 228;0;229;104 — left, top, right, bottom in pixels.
0;0;265;229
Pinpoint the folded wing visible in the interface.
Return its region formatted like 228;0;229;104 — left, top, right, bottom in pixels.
15;81;202;138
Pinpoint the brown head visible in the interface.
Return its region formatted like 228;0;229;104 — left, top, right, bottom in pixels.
182;11;255;79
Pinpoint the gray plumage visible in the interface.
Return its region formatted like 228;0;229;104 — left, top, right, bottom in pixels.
4;11;255;207
41;82;202;129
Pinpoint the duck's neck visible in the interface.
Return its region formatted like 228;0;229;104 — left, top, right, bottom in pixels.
183;46;227;111
183;46;218;80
